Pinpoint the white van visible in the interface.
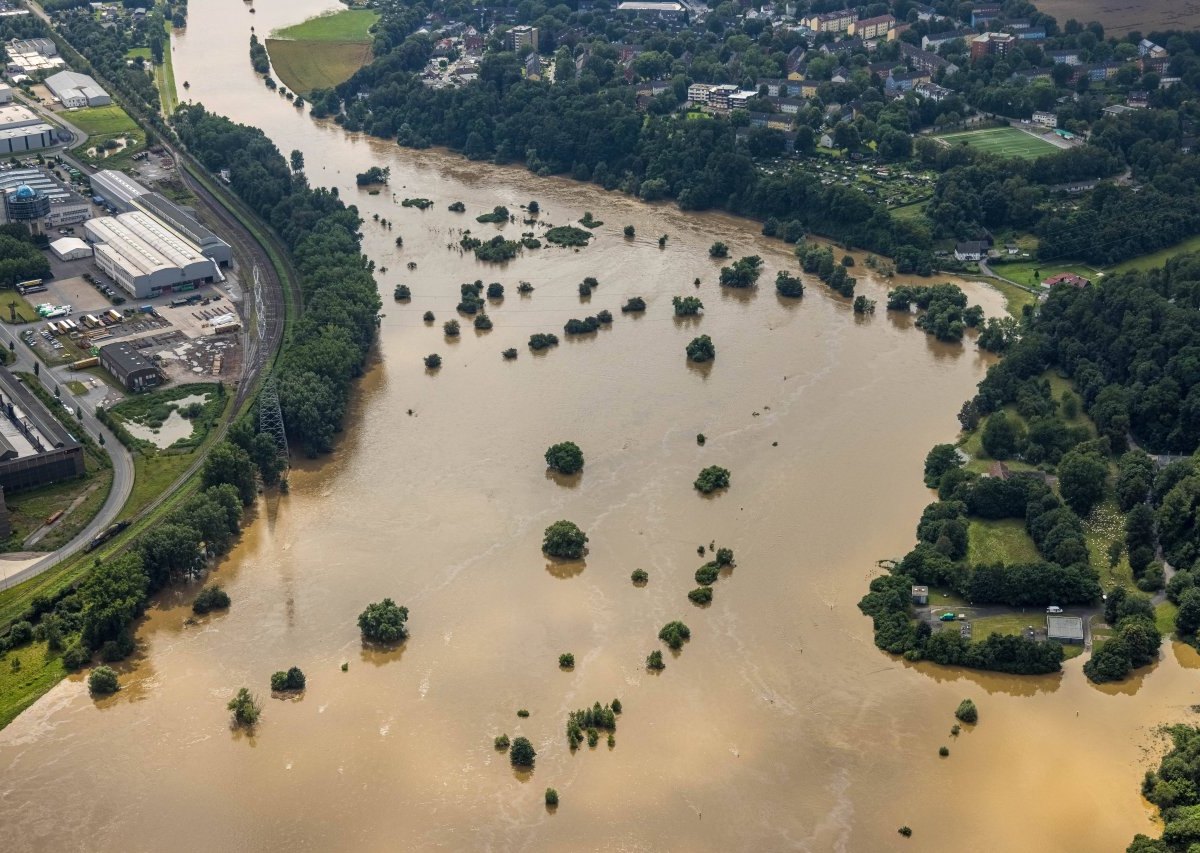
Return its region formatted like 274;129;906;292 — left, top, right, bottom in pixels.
1046;606;1063;614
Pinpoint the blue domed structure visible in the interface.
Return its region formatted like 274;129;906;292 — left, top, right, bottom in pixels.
4;184;49;221
14;185;35;199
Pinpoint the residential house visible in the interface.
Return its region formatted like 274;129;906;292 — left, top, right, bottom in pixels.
971;32;1015;60
954;240;988;261
1031;110;1057;127
831;65;851;84
1047;49;1081;65
806;8;854;33
759;78;791;97
1140;54;1171;74
1127;90;1150;108
970;5;1001;27
884;69;929;93
786;45;807;73
524;52;541;80
768;95;806;114
1138;38;1167;58
912;3;945;22
849;14;895;40
1042;272;1090;288
687;82;712;104
923;30;969;50
818;132;834;148
707;84;738;110
900;42;957;75
913;81;952;101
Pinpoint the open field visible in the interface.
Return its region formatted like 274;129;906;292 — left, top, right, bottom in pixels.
988;259;1101;289
968;518;1041;565
265;40;373;94
271;9;378;41
266;10;377;94
0;640;66;731
67;104;139;137
1108;232;1200;274
937;126;1059;159
971;612;1042;641
1035;0;1200;34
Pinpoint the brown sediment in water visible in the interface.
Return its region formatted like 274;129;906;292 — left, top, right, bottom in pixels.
0;2;1186;851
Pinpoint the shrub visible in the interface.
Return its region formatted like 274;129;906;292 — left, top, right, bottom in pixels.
694;465;730;493
899;826;912;837
517;281;534;293
545;226;592;247
494;733;510;751
719;255;764;288
193;585;230;614
228;687;261;727
951;724;961;736
559;653;575;668
938;746;949;757
393;284;411;300
424;354;442;369
623;225;635;238
565;316;601;334
578;281;593;298
545;788;559;806
646;649;665;669
621;296;646;312
545;442;584;475
775;270;804;297
88;665;119;695
686;335;715;363
357;598;410;643
517;708;530;717
587;728;600;747
474;314;493;330
270;666;306;691
542;520;588;559
853;296;876;314
502;348;518;360
529;333;559;351
476;205;510;223
696;433;706;445
709;241;729;258
486;282;504;298
611;698;622;714
597;310;613;324
510;736;536;767
954;699;978;724
423;311;435;322
9;621;33;646
715;548;734;566
688;586;713;604
695;563;720;585
631;569;649;585
658;621;691;650
448;201;466;212
672;295;703;316
62;643;90;670
443;320;461;337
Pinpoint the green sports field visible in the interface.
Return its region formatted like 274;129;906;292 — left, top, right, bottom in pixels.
937;126;1059;159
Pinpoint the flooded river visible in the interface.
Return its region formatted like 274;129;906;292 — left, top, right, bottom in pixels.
1;2;1194;850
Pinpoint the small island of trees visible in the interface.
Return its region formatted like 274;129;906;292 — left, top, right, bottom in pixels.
545;226;592;247
401;197;433;209
88;665;119;695
448;201;466;212
621;297;646;313
694;465;730;493
510;736;536;767
775;271;804;298
631;569;648;585
529;333;559;351
686;335;716;363
193;585;230;614
228;687;261;728
719;255;764;288
424;353;441;369
658;621;691;650
566;700;619;750
476;205;510;224
709;241;729;258
355;166;389;186
545;442;584;475
646;650;665;670
270;666;306;692
672;295;703;316
579;212;603;228
357;598;410;644
543;520;588;559
393;284;411;301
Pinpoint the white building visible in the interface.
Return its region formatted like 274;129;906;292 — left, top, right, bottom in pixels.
50;236;92;260
687;82;712;104
0;104;42;131
1031;110;1057;128
0;110;57;155
45;70;110;108
0;83;11;104
84;211;221;298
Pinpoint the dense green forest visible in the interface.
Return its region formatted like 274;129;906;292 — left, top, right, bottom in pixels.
1129;726;1200;852
172;104;382;456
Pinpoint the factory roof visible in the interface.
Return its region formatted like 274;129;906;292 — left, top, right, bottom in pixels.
99;341;156;376
0;367;75;453
45;70;108;101
90;168;149;208
0;166;84;204
138;192;223;249
88;210;207;275
0;122;54;143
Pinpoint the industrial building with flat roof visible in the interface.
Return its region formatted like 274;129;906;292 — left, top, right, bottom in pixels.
90;169;232;265
45;70;110;107
0;166;89;226
0;367;84;490
99;340;161;391
0;105;58;155
85;210;221;299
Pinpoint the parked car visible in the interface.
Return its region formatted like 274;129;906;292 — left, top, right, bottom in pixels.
939;612;957;622
1046;605;1063;614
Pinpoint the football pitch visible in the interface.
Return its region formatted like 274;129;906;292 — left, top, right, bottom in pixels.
937;126;1060;159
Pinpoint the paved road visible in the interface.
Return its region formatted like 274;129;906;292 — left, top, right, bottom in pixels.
0;326;134;592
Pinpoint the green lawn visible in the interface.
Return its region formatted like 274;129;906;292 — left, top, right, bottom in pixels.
1108;232;1200;274
968;518;1041;565
970;612;1043;641
1084;500;1135;590
988;259;1101;290
265;39;373;94
67;104;139;136
0;292;42;324
155;22;178;116
0;640;67;730
125;47;151;60
937;126;1060;159
890;200;928;220
1157;601;1178;637
272;9;378;41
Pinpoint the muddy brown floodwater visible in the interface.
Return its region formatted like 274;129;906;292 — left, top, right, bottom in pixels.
1;2;1196;851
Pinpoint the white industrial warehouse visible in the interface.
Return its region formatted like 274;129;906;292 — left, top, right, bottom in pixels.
49;236;91;260
84;210;221;298
0;104;56;154
90;170;232;264
44;70;110;107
